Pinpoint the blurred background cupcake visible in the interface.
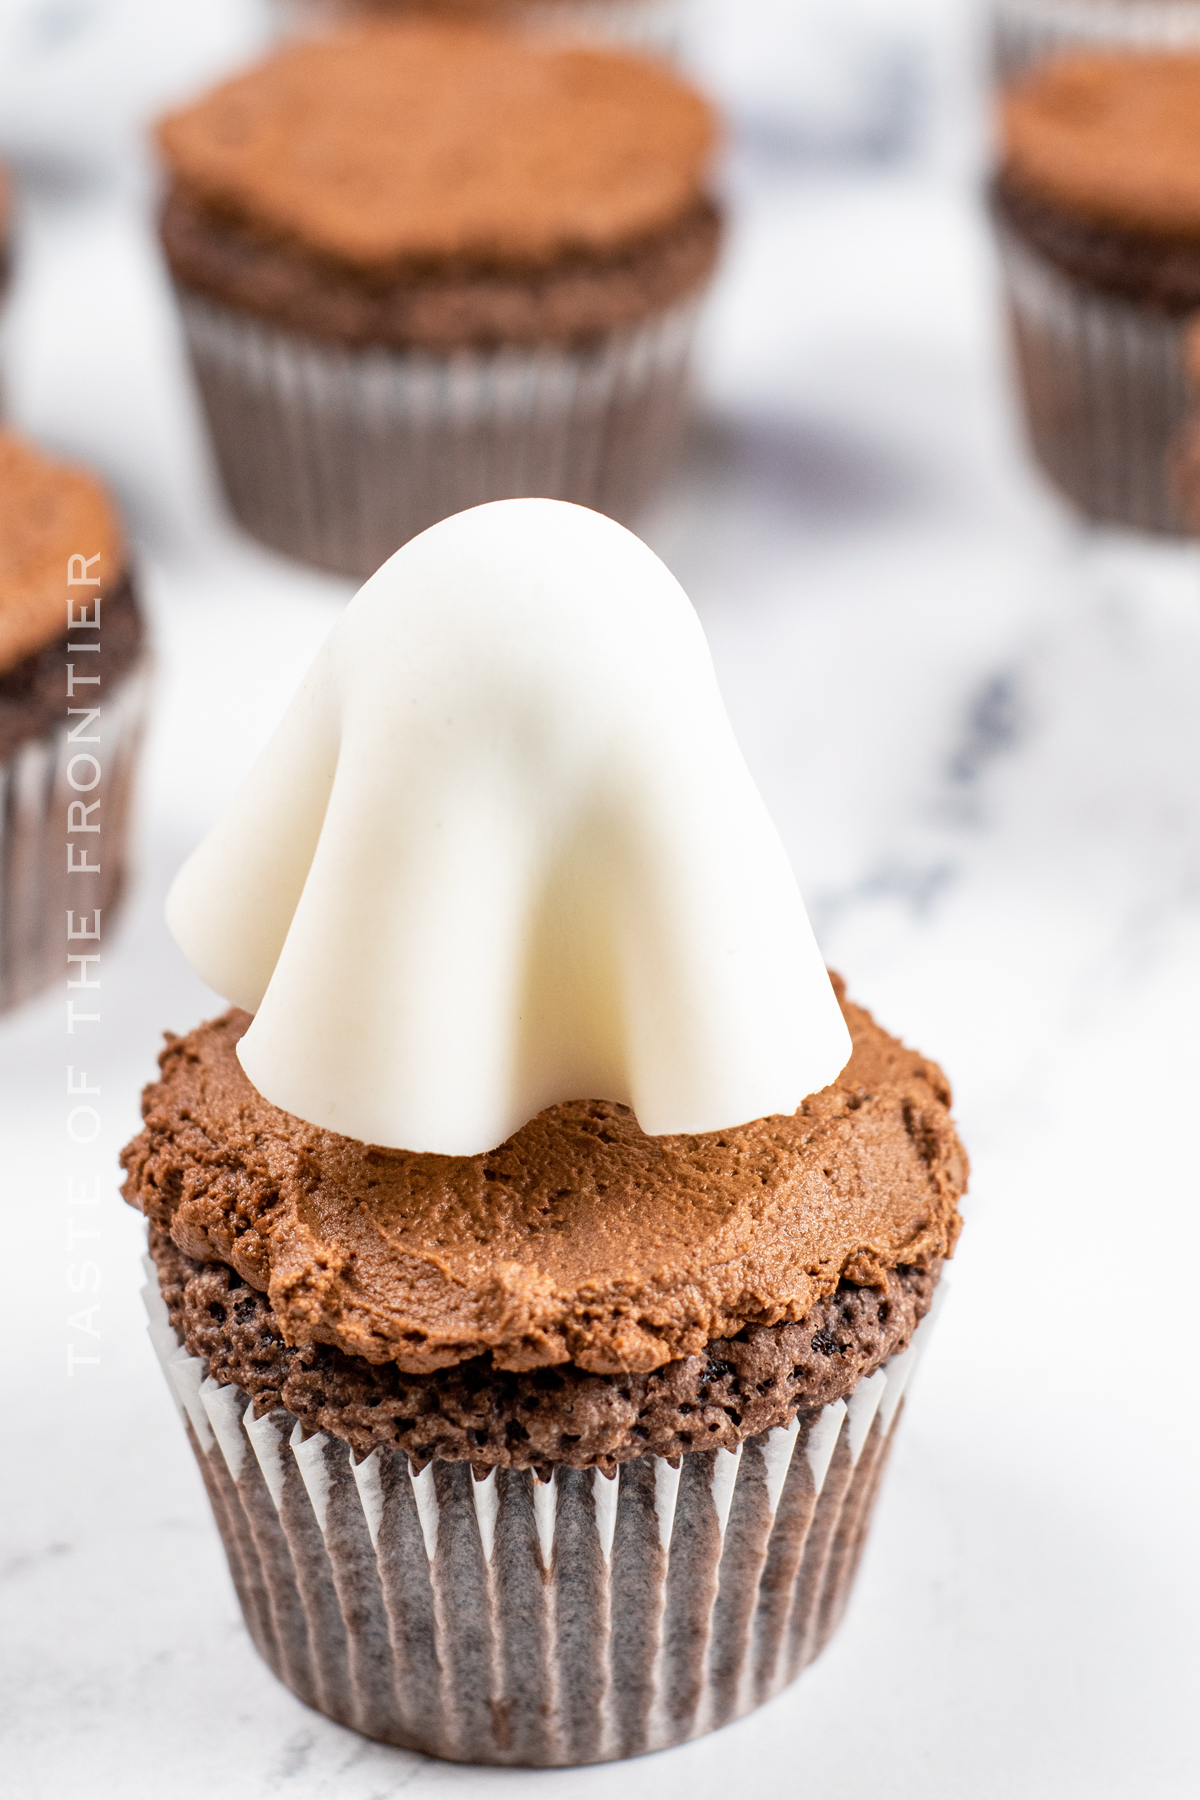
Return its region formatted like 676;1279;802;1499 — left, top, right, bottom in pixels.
992;49;1200;532
993;0;1200;82
270;0;689;60
155;20;722;577
0;430;149;1013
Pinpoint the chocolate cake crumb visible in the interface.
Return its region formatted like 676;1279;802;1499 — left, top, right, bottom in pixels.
993;173;1200;314
148;1224;939;1472
0;572;143;758
161;185;722;352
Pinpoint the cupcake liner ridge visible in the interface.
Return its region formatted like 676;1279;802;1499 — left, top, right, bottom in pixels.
142;1253;943;1765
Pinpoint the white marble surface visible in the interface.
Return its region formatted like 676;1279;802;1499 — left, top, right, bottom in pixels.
1;3;1199;1795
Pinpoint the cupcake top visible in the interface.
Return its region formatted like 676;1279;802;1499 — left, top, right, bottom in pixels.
1001;52;1200;237
124;986;964;1377
156;22;717;275
0;430;124;672
136;500;965;1384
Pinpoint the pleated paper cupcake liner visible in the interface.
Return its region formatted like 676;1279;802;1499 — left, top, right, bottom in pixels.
0;657;150;1014
996;223;1194;533
178;291;701;579
143;1255;943;1766
993;0;1200;81
269;0;690;59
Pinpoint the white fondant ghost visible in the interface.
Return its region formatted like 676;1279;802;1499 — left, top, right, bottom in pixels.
168;500;851;1155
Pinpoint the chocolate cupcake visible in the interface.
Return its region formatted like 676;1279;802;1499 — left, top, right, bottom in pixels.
120;501;967;1764
993;51;1200;531
993;1;1200;84
156;23;720;577
0;431;149;1012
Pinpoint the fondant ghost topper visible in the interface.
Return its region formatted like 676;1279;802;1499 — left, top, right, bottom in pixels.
168;500;851;1156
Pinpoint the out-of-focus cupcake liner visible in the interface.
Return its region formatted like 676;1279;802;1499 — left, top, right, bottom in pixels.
269;0;690;59
0;656;150;1014
143;1254;943;1766
178;292;701;579
1166;327;1200;525
993;0;1200;81
996;223;1193;533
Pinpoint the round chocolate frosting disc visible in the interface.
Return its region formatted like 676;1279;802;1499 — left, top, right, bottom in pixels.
157;22;718;273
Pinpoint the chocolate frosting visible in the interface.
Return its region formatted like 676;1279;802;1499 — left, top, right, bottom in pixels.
1001;53;1200;240
155;23;717;274
120;978;966;1376
0;430;125;672
149;1223;939;1472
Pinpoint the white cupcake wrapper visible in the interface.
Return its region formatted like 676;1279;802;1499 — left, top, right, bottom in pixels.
996;223;1194;534
0;657;150;1014
269;0;691;59
178;291;702;579
143;1255;943;1765
993;0;1200;80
